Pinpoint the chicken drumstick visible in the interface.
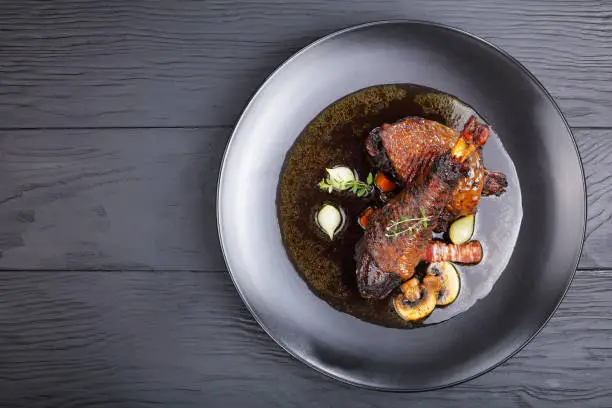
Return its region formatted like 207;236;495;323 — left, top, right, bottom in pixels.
356;116;490;299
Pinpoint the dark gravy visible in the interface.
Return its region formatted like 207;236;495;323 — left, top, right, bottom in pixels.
277;84;522;328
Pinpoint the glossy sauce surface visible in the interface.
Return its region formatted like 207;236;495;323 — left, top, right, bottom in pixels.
277;84;522;328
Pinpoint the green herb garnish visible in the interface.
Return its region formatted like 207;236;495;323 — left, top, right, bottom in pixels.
384;207;431;238
366;172;374;185
318;169;374;198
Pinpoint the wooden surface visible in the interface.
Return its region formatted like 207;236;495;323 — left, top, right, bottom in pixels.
1;0;611;128
0;127;609;271
1;0;611;406
1;270;612;408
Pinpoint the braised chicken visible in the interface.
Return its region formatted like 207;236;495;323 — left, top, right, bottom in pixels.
366;116;507;227
356;239;482;299
357;116;490;299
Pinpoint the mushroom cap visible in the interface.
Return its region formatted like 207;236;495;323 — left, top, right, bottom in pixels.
393;278;437;321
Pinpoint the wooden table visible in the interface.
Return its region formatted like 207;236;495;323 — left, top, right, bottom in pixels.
1;1;611;406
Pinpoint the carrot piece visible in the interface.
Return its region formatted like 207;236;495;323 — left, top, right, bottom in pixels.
375;172;396;192
358;207;375;229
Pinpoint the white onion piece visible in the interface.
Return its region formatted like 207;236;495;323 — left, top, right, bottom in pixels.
325;166;355;191
317;204;342;240
449;214;475;245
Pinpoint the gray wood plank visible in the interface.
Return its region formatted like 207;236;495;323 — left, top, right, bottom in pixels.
1;0;611;128
0;127;607;270
576;129;612;269
0;128;228;270
0;270;610;407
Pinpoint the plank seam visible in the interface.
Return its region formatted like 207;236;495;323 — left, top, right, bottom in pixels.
0;268;607;273
0;125;608;131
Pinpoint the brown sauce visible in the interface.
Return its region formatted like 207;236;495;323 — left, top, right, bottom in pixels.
277;84;522;328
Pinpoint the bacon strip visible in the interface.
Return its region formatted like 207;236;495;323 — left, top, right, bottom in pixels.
421;241;483;264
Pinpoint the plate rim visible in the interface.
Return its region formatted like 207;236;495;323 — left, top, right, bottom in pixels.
217;19;587;391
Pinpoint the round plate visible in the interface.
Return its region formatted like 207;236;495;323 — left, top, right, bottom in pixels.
217;21;586;391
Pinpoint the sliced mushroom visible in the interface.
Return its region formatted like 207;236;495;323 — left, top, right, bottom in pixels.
393;277;437;321
426;262;461;306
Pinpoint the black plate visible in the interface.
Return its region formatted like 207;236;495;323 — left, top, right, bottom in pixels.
217;21;586;391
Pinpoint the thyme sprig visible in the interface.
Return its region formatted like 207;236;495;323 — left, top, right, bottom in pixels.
318;170;374;197
384;207;431;238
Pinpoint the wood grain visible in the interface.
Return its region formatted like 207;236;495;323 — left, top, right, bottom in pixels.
1;2;611;406
0;127;608;270
1;0;611;128
0;270;610;407
0;128;229;270
576;130;612;269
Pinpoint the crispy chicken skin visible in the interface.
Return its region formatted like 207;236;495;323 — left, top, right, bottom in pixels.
366;117;507;220
357;116;492;299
